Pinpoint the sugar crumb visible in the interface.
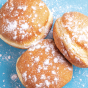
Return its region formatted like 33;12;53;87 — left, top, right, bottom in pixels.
0;54;2;57
11;74;18;81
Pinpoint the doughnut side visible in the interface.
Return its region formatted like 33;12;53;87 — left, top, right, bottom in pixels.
53;12;88;68
16;39;73;88
16;57;25;86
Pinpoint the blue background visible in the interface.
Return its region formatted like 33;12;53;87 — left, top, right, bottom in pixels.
0;0;88;88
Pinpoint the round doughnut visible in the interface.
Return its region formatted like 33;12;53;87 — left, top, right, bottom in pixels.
16;39;73;88
53;12;88;68
0;0;53;49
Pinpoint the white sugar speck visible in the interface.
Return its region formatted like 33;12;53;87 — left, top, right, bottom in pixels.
47;76;50;80
37;65;42;73
45;80;50;87
79;79;82;81
8;55;11;59
35;14;38;17
28;75;31;79
3;85;5;87
13;31;17;40
57;67;59;70
3;80;5;82
67;66;72;71
0;54;2;57
44;59;49;65
52;71;56;74
40;74;46;79
33;75;37;82
27;64;29;67
39;2;45;7
39;28;42;32
38;24;41;27
36;83;43;88
54;77;59;85
82;84;85;87
54;58;58;63
31;6;36;10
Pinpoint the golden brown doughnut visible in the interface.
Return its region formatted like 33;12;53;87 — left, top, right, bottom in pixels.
16;39;73;88
53;12;88;68
0;0;53;49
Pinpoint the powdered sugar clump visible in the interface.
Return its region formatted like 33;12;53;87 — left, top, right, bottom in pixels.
17;5;28;11
33;75;37;82
34;56;40;62
44;59;50;65
39;2;45;7
37;65;43;73
54;77;59;85
45;80;51;87
20;23;29;30
40;74;46;79
36;83;43;88
22;71;27;82
5;19;17;32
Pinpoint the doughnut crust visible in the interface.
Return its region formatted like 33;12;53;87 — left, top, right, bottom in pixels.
53;12;88;68
0;0;53;49
16;39;73;88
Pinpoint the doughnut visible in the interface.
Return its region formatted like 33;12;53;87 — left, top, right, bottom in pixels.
53;12;88;68
0;0;53;49
16;39;73;88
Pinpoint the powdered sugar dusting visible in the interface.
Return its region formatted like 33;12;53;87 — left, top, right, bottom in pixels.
1;0;88;88
17;39;72;87
22;71;27;82
5;19;17;32
0;0;50;43
36;83;43;88
3;19;31;40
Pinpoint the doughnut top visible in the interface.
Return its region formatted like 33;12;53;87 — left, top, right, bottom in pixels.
61;12;88;51
0;0;49;44
16;39;73;88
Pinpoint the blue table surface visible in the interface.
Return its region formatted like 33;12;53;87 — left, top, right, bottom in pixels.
0;0;88;88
